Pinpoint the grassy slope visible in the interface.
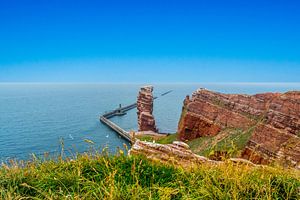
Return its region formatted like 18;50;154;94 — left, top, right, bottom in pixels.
156;126;254;159
0;153;299;199
189;127;255;158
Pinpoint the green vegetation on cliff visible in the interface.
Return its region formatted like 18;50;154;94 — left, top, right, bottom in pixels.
154;126;254;159
0;151;299;199
188;127;255;158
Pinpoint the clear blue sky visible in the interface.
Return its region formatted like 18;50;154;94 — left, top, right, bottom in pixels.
0;0;299;83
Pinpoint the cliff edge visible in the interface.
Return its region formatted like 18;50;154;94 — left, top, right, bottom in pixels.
178;88;300;167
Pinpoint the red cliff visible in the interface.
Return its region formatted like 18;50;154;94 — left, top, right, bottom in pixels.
137;86;158;132
178;88;300;166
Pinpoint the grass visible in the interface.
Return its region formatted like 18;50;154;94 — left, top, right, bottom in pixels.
186;127;255;159
136;135;155;142
203;127;255;158
187;136;213;155
0;150;299;200
135;134;167;143
157;133;178;144
155;127;254;159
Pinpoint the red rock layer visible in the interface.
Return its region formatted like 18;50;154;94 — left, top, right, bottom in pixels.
178;88;300;166
137;86;158;132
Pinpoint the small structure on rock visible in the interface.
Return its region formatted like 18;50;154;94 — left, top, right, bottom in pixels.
137;86;158;132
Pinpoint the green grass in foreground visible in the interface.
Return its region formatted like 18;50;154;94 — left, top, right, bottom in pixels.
0;151;299;199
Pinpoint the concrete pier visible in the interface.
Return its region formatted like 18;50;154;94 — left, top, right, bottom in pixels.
99;90;172;142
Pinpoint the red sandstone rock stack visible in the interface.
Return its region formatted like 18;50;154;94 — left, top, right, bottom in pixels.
137;86;158;132
178;88;300;166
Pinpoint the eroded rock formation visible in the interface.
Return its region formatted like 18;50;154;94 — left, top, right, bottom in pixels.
137;86;158;132
178;88;300;167
129;140;217;167
129;140;255;167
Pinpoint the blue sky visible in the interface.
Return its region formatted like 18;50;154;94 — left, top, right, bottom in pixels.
0;0;299;83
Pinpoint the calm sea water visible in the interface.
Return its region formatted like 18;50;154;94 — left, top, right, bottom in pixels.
1;83;300;161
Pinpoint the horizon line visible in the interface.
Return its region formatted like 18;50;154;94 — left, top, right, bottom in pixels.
1;82;300;85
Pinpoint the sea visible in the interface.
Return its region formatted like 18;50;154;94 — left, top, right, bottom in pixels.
1;83;300;162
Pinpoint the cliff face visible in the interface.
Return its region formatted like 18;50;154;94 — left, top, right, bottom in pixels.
178;89;300;166
137;86;158;132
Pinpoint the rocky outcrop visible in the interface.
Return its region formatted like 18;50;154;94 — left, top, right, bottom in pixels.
178;88;300;167
129;140;217;167
137;86;158;132
129;140;255;167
